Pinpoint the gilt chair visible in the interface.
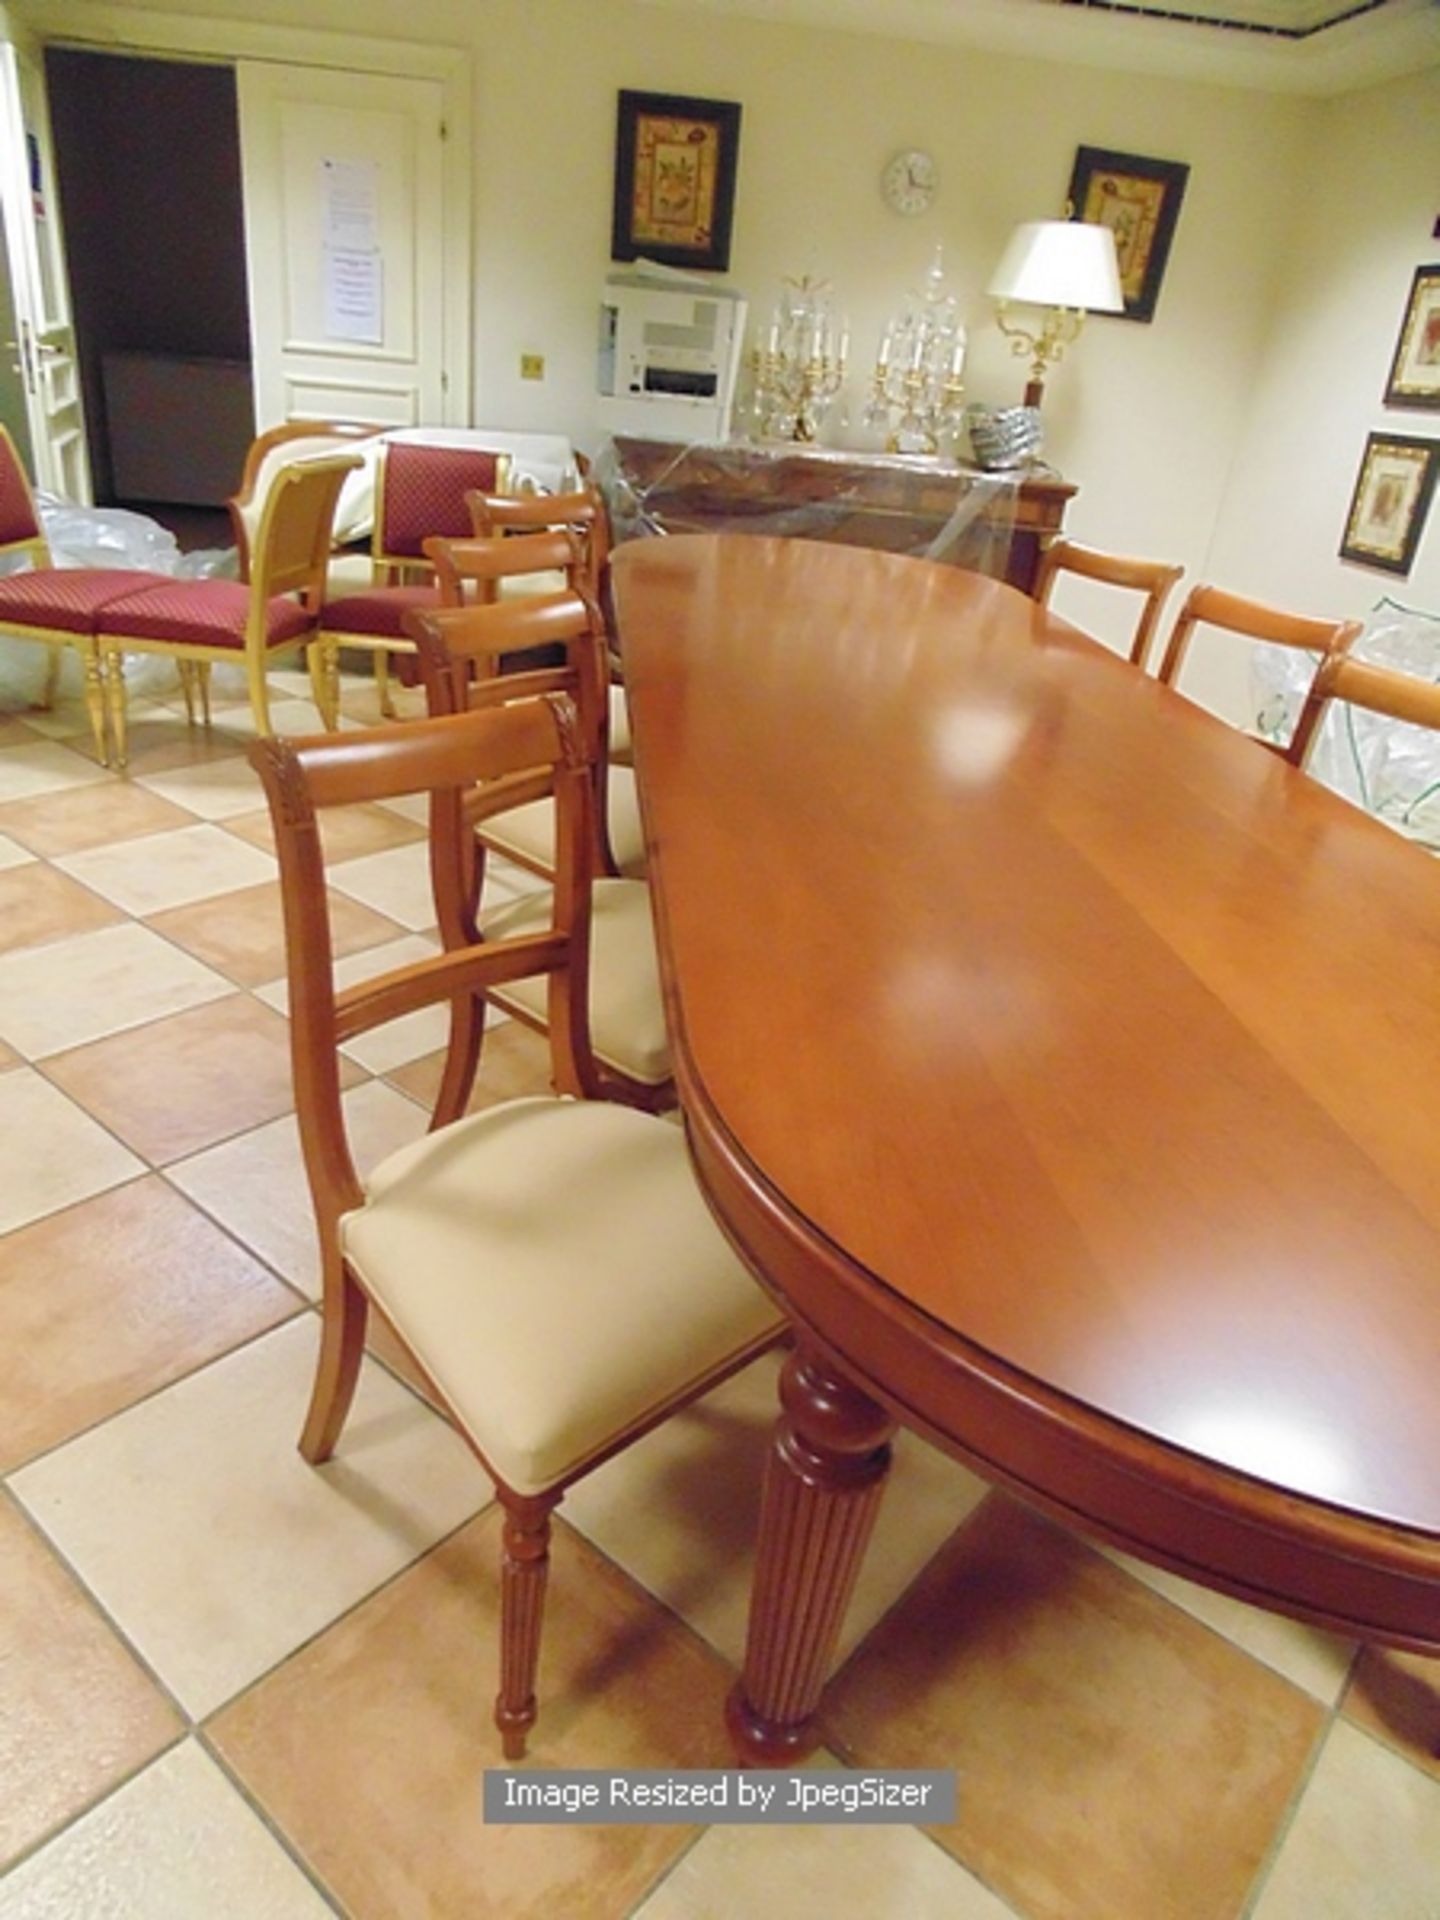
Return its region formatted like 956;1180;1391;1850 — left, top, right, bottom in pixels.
315;440;513;721
226;418;381;580
248;697;781;1755
409;589;672;1110
93;451;361;767
1288;653;1440;844
421;535;646;879
1156;584;1363;758
1033;537;1184;671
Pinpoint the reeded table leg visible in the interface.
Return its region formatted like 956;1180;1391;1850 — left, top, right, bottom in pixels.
727;1342;894;1764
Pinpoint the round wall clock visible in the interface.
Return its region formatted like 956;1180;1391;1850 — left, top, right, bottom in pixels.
881;149;937;217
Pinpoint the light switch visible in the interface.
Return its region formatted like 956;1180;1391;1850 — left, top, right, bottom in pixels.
520;353;545;381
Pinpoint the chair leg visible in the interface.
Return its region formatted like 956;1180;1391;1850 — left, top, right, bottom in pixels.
246;654;274;739
177;660;198;727
79;649;109;765
37;645;61;713
299;1260;369;1464
307;640;340;731
375;648;397;721
100;649;127;770
496;1488;561;1761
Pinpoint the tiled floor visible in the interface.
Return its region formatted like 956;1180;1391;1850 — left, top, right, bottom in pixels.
2;657;1439;1919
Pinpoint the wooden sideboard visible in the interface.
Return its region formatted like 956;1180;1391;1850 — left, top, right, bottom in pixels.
599;435;1076;597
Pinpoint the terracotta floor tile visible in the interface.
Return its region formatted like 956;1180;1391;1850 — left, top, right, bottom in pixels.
146;880;401;988
1341;1644;1440;1781
0;1499;181;1871
11;1316;490;1720
384;1016;556;1111
0;1036;18;1071
0;711;47;747
0;1175;300;1472
210;1510;734;1920
0;1740;335;1917
0;862;121;955
0;779;194;857
225;799;428;864
0;831;34;868
66;717;244;775
43;994;362;1164
1251;1719;1440;1918
825;1496;1323;1920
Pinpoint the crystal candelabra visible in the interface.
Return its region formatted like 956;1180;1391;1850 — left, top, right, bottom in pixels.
748;276;849;443
864;246;968;455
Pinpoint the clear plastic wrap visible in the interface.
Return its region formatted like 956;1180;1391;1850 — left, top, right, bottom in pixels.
1251;597;1440;848
594;433;1022;579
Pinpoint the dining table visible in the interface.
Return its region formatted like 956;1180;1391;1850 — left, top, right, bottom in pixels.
609;532;1440;1765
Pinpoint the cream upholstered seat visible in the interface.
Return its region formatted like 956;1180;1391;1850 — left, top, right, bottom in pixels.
1034;537;1183;670
248;697;781;1756
409;587;669;1109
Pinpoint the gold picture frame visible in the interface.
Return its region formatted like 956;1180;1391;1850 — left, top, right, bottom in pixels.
1340;431;1440;576
1383;264;1440;410
611;90;742;274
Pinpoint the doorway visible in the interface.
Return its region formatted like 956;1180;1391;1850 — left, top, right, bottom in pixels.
45;48;252;544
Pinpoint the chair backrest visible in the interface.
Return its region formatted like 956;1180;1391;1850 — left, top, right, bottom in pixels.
1156;583;1363;756
228;420;380;579
1033;537;1183;670
467;485;612;601
1289;652;1440;775
0;424;48;564
248;698;596;1223
423;527;588;607
374;442;514;566
249;452;365;611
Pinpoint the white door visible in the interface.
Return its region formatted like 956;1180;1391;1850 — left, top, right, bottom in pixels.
0;6;90;499
237;61;448;430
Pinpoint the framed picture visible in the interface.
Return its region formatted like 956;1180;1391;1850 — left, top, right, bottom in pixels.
1383;264;1440;409
1339;432;1440;576
611;89;742;273
1066;145;1190;324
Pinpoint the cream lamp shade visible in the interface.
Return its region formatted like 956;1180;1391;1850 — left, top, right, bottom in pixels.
987;220;1123;407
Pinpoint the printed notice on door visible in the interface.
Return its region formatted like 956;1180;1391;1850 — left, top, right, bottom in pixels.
324;248;383;344
321;158;383;344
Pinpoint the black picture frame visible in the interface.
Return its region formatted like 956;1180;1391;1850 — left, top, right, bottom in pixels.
1339;431;1440;576
611;89;741;274
1066;145;1190;324
1383;264;1440;410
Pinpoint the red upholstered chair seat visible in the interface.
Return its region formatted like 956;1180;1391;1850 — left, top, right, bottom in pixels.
319;583;440;637
97;579;315;650
0;568;171;633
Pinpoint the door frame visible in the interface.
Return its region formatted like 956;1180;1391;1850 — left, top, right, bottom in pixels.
26;0;472;424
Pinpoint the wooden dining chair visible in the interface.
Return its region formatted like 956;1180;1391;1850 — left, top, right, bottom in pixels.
420;535;646;880
248;698;780;1755
315;440;514;721
1288;654;1440;840
90;451;361;768
1156;583;1363;758
1033;537;1184;670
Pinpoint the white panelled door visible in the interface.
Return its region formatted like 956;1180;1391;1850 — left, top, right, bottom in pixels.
237;61;448;430
0;6;90;499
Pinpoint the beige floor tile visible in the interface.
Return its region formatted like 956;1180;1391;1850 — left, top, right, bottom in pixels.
0;779;194;857
0;1500;181;1871
134;754;270;821
145;879;401;988
1104;1547;1357;1702
0;1036;18;1071
43;993;362;1165
384;1015;556;1112
825;1496;1322;1920
208;695;331;742
0;1175;301;1473
0;1740;334;1919
0;712;47;747
168;1081;431;1296
0;831;34;868
327;840;437;930
0;921;231;1059
0;740;109;803
54;821;276;916
564;1349;990;1669
210;1510;733;1920
256;933;449;1072
225;799;428;864
0;862;121;955
1251;1719;1440;1918
636;1823;1013;1920
0;1069;144;1235
8;700;94;743
11;1316;491;1719
1341;1644;1440;1781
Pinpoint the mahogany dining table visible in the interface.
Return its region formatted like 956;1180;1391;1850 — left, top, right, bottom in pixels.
609;533;1440;1765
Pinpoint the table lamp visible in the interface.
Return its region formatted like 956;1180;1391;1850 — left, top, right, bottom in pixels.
987;220;1123;408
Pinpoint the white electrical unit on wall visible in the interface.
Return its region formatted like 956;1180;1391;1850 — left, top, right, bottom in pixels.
598;265;747;443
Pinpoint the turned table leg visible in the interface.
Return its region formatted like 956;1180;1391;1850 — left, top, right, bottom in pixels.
727;1341;895;1764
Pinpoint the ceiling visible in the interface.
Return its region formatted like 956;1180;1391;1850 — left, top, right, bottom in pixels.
639;0;1440;92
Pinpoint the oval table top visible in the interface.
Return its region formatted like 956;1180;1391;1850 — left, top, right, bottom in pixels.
612;534;1440;1647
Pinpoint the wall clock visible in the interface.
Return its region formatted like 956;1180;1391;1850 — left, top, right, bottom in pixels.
881;149;937;217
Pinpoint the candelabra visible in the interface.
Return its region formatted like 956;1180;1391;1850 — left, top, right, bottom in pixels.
863;247;967;456
748;276;849;443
